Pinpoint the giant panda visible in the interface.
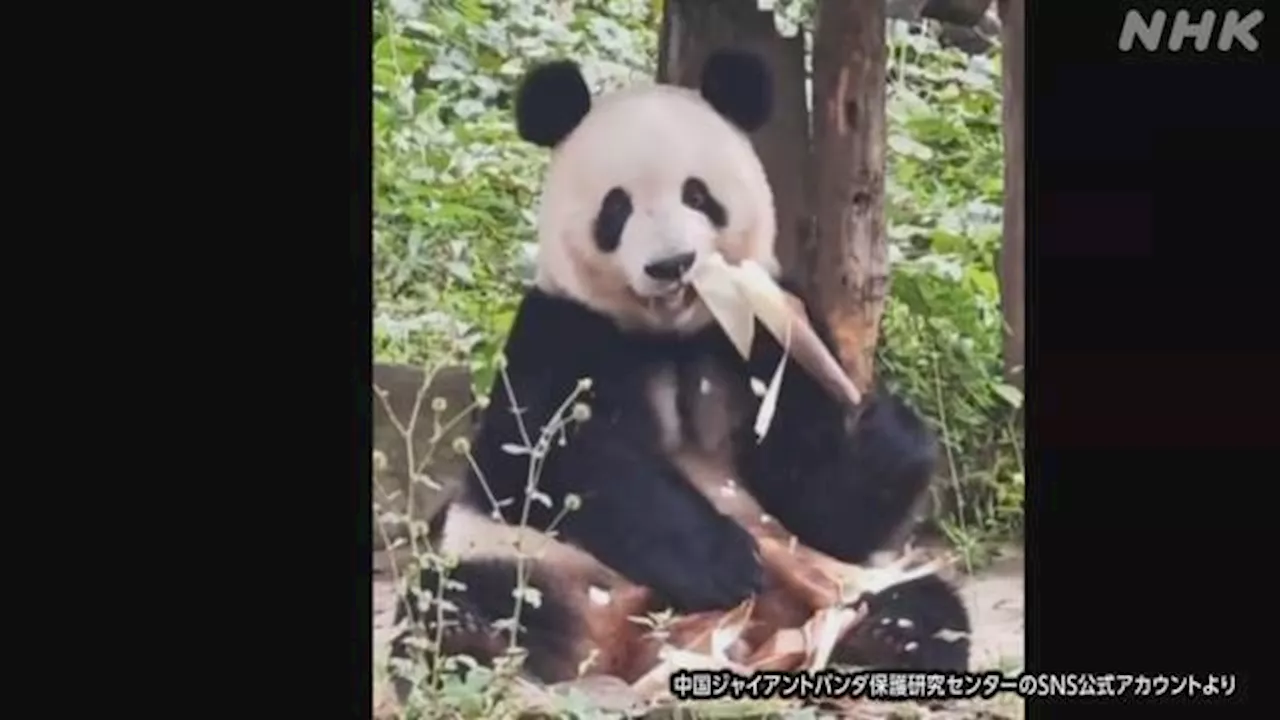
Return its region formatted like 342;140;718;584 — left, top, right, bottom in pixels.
389;49;972;696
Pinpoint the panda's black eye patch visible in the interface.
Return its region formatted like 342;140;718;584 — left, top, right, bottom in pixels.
593;187;632;253
682;177;727;228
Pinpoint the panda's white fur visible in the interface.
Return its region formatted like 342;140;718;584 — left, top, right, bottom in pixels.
529;81;781;480
535;84;779;335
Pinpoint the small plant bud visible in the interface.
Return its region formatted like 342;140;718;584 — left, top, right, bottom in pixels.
451;436;471;455
431;396;448;413
576;377;593;392
475;394;491;409
372;450;389;472
563;493;582;512
571;403;592;422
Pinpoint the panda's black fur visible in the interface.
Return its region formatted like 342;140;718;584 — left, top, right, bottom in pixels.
389;50;971;695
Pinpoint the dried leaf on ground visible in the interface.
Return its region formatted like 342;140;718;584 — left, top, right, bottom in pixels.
626;543;955;707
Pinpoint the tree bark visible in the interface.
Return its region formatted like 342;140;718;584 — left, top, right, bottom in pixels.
809;0;889;393
657;0;812;280
997;0;1024;387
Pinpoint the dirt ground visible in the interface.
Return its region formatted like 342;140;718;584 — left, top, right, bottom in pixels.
372;544;1025;717
952;546;1025;673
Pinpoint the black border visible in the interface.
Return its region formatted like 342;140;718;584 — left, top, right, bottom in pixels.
1028;1;1269;715
353;0;374;715
53;0;373;710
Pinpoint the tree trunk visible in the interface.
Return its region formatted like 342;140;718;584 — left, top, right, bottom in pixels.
997;0;1024;387
809;0;889;393
657;0;812;280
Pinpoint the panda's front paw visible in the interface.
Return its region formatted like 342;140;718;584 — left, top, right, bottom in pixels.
650;515;763;613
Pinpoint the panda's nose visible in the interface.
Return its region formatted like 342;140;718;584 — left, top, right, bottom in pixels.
643;251;697;281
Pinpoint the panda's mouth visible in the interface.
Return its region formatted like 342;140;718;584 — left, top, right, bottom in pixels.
642;283;695;315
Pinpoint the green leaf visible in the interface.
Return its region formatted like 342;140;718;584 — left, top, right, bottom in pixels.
889;132;935;161
446;261;474;284
992;383;1024;409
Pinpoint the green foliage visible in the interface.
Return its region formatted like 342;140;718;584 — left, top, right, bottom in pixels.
373;0;656;390
878;23;1022;561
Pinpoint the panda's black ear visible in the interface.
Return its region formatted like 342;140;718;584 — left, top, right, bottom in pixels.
699;49;772;133
515;60;592;148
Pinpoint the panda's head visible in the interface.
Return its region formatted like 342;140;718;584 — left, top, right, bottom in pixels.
516;50;778;334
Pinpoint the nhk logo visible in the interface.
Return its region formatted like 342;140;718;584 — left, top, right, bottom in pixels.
1118;9;1263;52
